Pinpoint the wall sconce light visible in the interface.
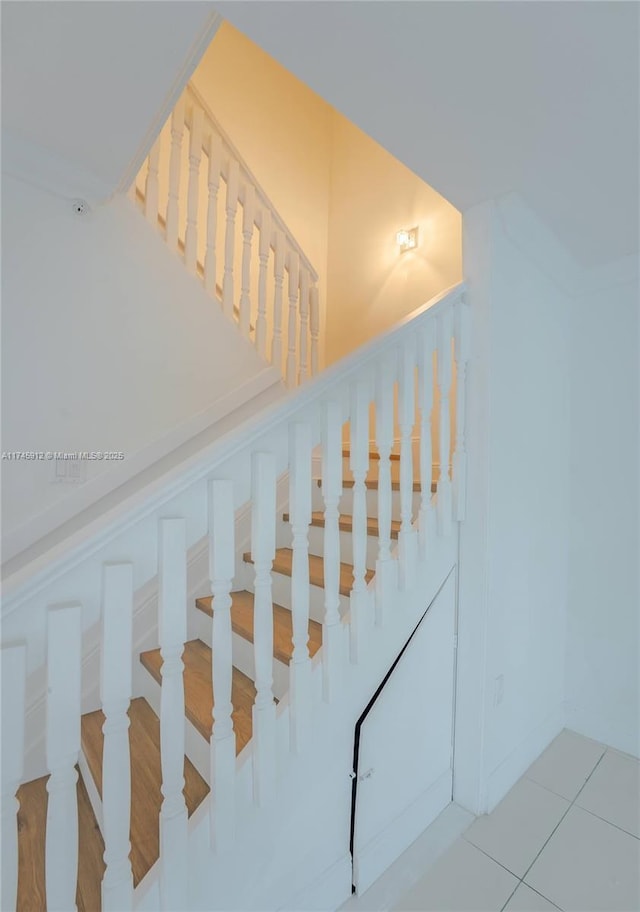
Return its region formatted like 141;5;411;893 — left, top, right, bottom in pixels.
396;226;419;254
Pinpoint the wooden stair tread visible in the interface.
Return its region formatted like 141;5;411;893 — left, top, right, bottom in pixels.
331;478;424;492
243;548;374;597
342;448;400;461
139;639;256;750
284;512;401;540
195;591;322;665
17;770;105;912
80;696;209;887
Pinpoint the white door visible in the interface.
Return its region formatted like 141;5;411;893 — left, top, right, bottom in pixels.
352;570;457;895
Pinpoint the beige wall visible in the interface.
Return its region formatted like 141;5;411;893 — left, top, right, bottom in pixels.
325;113;462;365
142;22;462;377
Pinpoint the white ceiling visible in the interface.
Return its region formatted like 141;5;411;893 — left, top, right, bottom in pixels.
215;1;639;268
1;1;218;193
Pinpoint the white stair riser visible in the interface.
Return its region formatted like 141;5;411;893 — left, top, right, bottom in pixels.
245;569;350;623
306;524;380;568
311;484;421;522
231;634;289;702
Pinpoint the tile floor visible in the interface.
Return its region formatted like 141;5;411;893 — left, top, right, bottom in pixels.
343;729;640;912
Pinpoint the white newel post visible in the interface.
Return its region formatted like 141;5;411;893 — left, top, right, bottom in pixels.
453;296;470;521
158;519;188;911
375;356;397;623
185;105;204;275
144;135;161;227
418;319;436;554
251;453;277;806
1;644;26;912
222;158;240;320
101;563;134;912
398;342;418;588
271;232;285;373
45;603;82;912
240;184;255;339
166;94;186;251
321;401;344;702
204;132;222;298
350;378;371;663
286;251;300;388
310;285;320;376
288;422;313;752
256;209;271;359
437;309;454;536
298;268;310;384
208;479;236;852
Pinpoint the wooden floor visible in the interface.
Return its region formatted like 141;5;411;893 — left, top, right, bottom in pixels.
195;590;323;665
140;640;256;750
17;770;104;912
81;697;209;888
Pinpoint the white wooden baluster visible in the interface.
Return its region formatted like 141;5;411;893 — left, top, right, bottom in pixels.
239;184;255;338
204;132;222;298
185;105;204;275
166;94;186;251
251;452;277;806
398;342;418;588
222;158;240;320
1;644;26;912
144;135;161;227
289;422;313;751
45;603;82;912
321;401;344;702
271;231;285;372
418;319;436;555
101;563;134;912
437;309;454;536
286;250;300;388
453;296;471;521
350;378;371;663
310;285;320;375
375;357;397;624
208;479;236;852
298;268;310;384
256;209;271;359
158;518;188;910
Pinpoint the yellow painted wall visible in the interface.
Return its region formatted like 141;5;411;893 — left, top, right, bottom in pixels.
325;113;462;365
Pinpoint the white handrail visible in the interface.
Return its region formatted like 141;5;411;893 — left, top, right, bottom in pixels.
4;283;470;909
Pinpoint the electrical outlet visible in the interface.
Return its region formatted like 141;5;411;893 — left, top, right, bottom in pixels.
52;458;87;485
494;674;504;707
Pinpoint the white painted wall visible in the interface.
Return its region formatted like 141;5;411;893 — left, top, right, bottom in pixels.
216;1;638;268
565;256;639;757
1;1;220;202
456;194;573;814
1;171;281;567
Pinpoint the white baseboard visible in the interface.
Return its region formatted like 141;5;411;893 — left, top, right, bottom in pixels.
483;705;565;812
353;769;452;896
278;853;353;912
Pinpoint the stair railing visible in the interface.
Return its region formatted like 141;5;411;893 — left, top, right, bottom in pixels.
2;283;468;911
130;83;320;387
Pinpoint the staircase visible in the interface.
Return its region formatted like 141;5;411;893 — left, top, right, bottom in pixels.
1;67;470;912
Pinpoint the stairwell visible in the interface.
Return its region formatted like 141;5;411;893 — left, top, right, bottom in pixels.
3;77;469;912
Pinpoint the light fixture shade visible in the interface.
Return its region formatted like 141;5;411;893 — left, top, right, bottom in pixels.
396;226;419;253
